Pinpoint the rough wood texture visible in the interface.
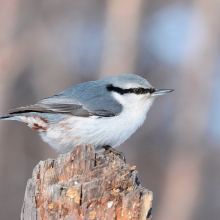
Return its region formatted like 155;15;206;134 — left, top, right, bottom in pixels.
21;145;153;220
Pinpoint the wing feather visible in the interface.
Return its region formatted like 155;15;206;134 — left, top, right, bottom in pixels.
9;97;91;117
8;80;123;117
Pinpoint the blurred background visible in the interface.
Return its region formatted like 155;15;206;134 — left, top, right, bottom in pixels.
0;0;220;219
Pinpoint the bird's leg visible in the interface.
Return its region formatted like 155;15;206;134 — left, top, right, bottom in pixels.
103;145;126;163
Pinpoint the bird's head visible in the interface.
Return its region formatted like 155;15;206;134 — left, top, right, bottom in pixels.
102;74;173;107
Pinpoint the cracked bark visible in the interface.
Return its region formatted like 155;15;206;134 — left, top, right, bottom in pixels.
21;145;153;220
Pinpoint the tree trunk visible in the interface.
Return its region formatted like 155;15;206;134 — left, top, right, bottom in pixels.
21;145;153;220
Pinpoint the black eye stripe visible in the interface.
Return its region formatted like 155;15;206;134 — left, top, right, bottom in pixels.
107;84;155;95
106;85;133;94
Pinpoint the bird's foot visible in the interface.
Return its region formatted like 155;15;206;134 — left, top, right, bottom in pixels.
103;145;126;163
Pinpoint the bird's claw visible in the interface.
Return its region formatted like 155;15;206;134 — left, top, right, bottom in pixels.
103;145;126;163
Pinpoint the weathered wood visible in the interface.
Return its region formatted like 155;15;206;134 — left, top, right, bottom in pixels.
21;145;153;220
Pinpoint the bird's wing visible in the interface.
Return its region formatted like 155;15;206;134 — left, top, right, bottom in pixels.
8;97;91;117
9;81;123;117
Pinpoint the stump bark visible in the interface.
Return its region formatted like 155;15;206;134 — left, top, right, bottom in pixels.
21;145;153;220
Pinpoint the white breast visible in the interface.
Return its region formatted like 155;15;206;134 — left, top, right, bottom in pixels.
40;93;154;153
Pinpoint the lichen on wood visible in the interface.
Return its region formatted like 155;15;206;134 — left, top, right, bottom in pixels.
21;145;153;220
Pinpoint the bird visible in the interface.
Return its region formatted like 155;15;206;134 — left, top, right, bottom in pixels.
0;74;173;154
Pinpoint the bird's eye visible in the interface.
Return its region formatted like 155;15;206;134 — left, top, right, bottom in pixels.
133;88;143;94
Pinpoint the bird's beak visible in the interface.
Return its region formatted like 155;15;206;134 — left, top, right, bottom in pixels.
151;89;174;96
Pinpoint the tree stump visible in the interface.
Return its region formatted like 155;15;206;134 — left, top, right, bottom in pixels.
21;145;153;220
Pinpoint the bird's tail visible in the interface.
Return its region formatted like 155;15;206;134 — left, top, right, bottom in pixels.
0;114;15;120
